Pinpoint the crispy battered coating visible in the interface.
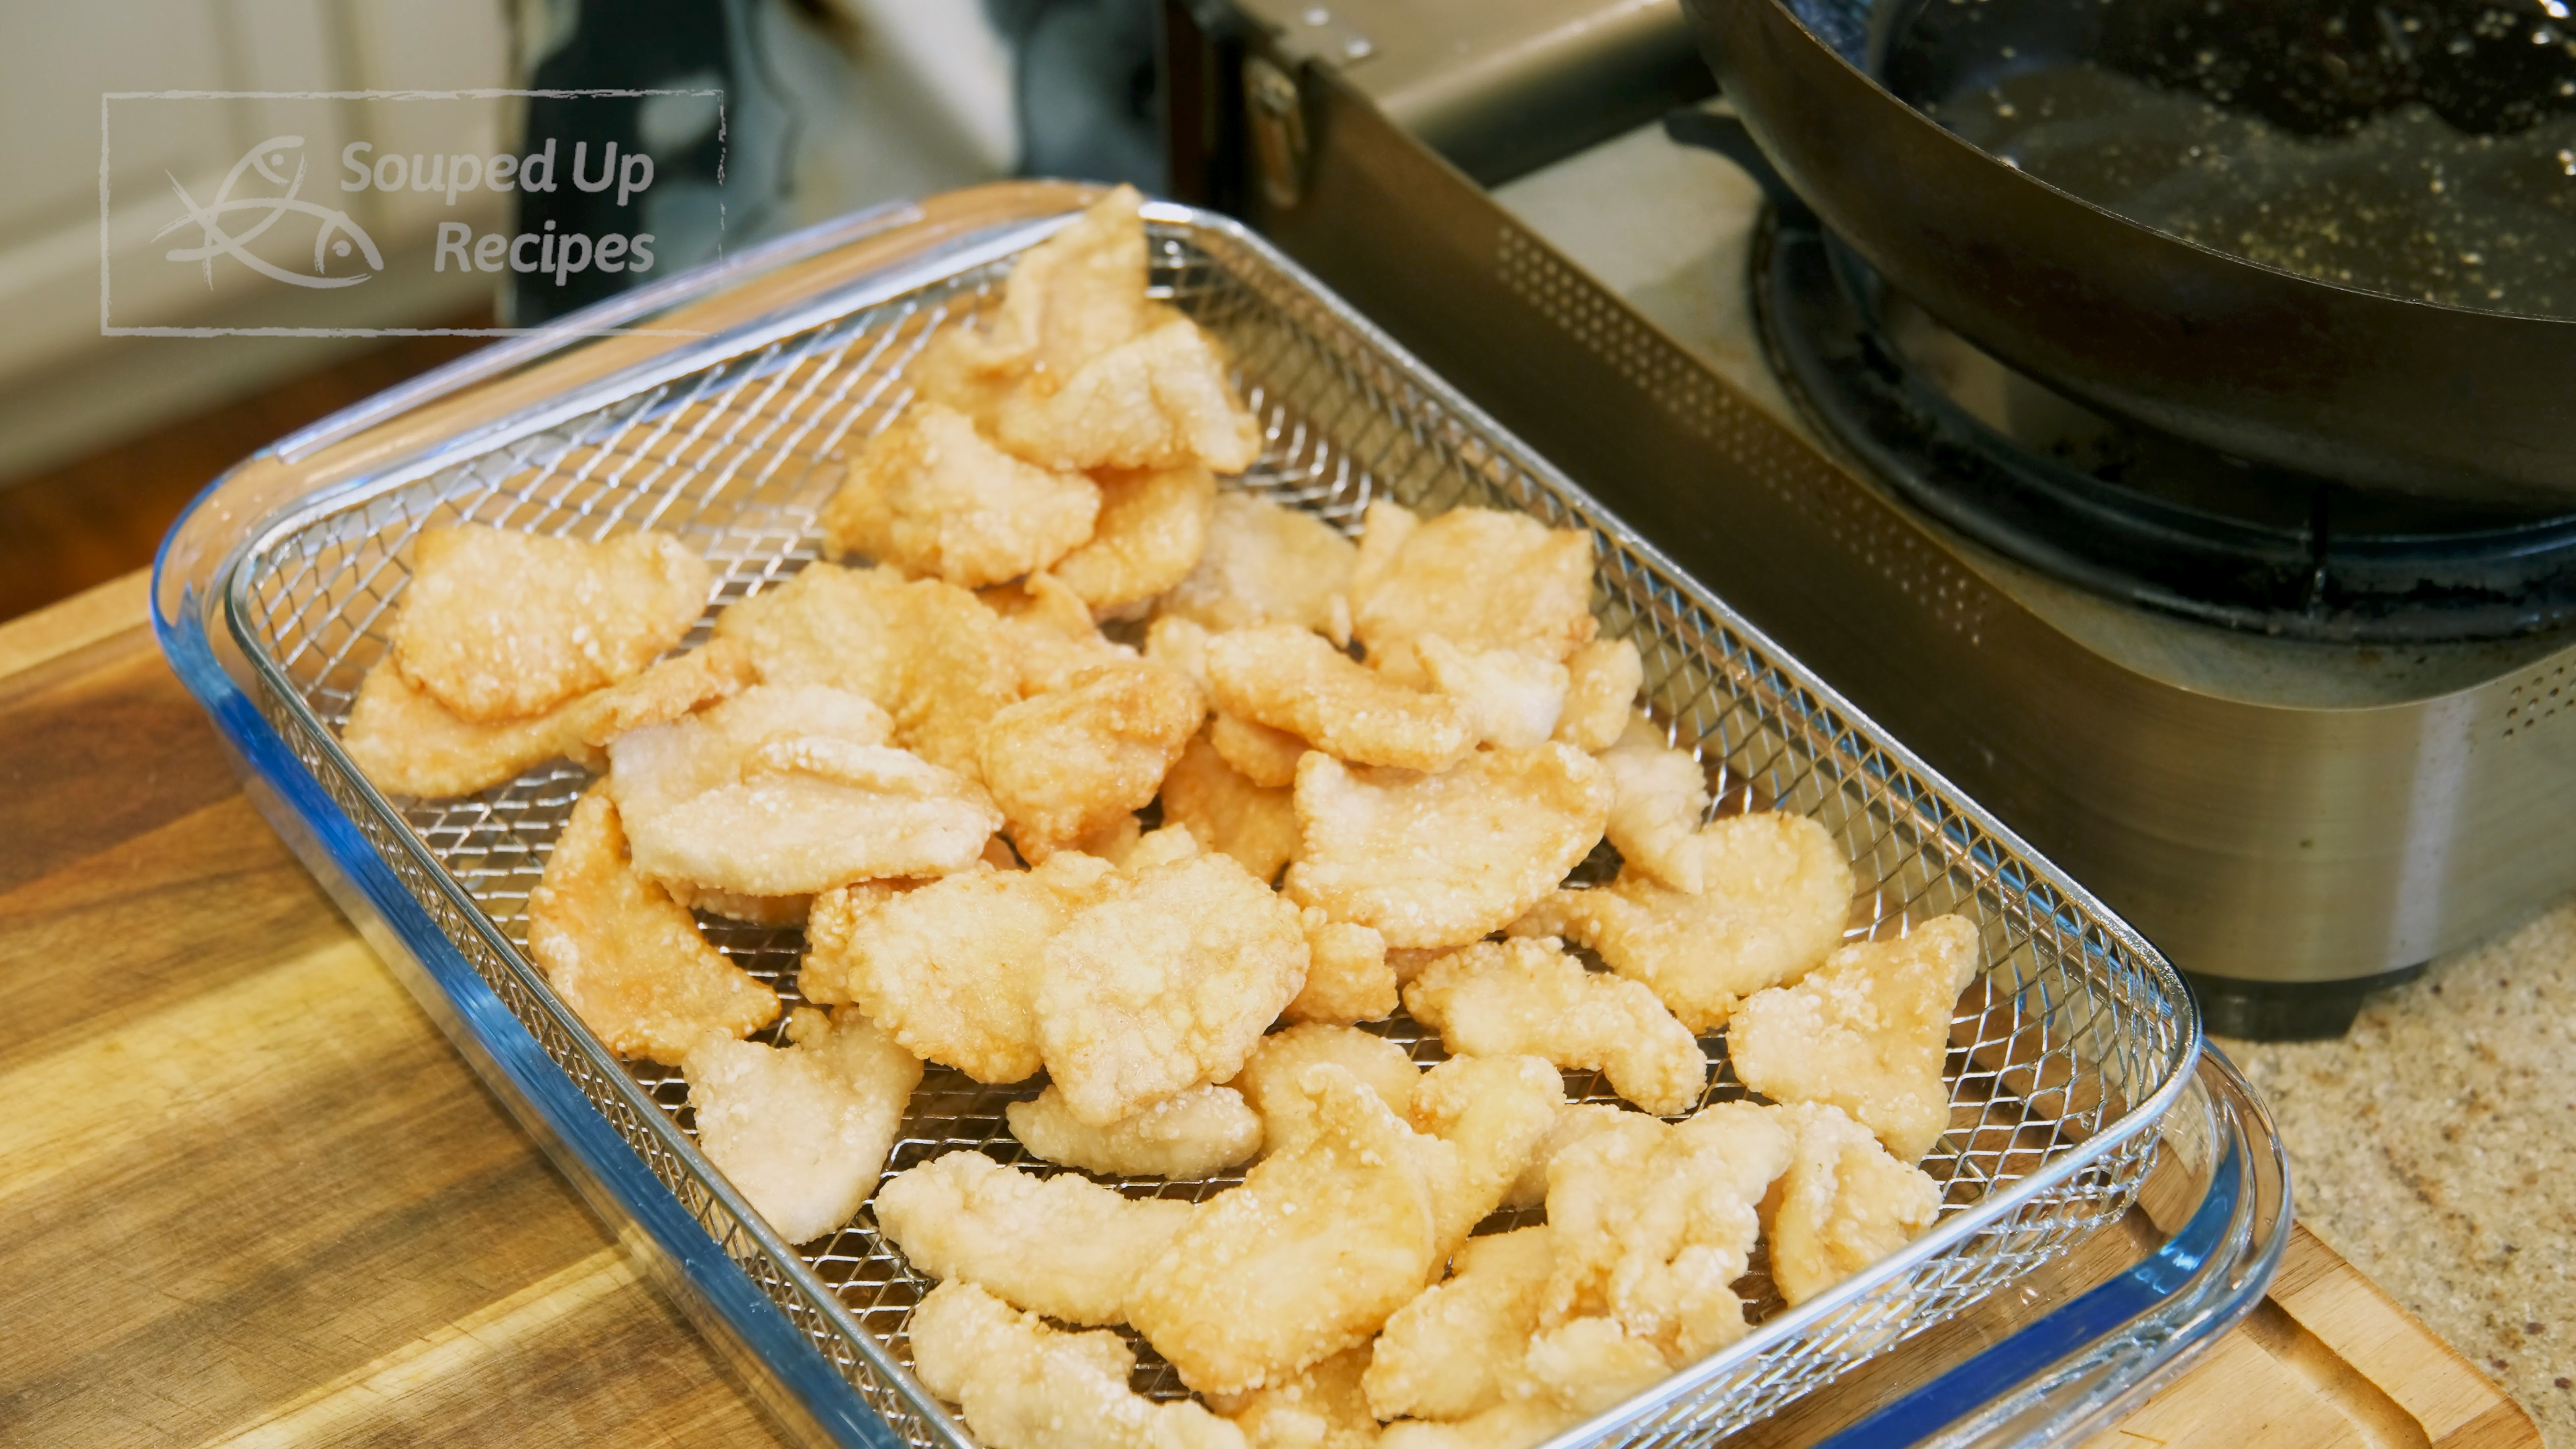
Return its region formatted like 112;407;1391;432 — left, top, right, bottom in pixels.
1052;464;1218;612
821;403;1101;588
1540;1102;1794;1366
1511;813;1855;1033
1230;1023;1421;1159
1727;916;1981;1165
1595;714;1711;895
984;572;1139;697
800;851;1116;1082
525;788;779;1065
1285;747;1613;951
1146;613;1215;691
557;636;759;756
1345;504;1595;688
1363;1227;1552;1421
1553;639;1642;752
662;879;811;926
1501;1104;1632;1211
1407;1055;1566;1250
907;1280;1247;1449
1037;852;1310;1124
1402;938;1706;1117
1163;491;1359;634
996;319;1265;475
1211;711;1309;788
1210;1347;1381;1449
390;525;709;722
608;682;892;818
1287;909;1396;1024
1008;1083;1263;1180
981;661;1205;862
1761;1102;1943;1307
1413;638;1568;751
916;186;1159;394
1130;1065;1454;1395
682;1006;921;1243
1517;1317;1670;1416
1161;735;1301;886
1207;625;1474;773
877;1152;1195;1326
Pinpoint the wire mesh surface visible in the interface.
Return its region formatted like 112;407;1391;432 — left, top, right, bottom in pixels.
225;207;2193;1448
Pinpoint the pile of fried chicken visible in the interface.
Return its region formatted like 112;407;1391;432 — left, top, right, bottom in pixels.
337;187;1983;1449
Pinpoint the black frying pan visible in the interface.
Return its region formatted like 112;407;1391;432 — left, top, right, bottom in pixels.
1680;0;2576;508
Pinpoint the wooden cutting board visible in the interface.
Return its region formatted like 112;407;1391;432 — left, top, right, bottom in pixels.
0;571;2537;1447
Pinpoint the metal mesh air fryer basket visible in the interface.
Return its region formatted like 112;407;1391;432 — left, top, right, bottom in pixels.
220;201;2196;1448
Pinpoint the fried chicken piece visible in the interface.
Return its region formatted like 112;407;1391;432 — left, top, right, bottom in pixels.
1161;735;1302;885
556;637;759;758
1501;1104;1633;1211
1552;639;1642;752
525;787;779;1065
1287;909;1396;1024
1593;714;1711;894
983;572;1140;697
1286;747;1613;950
981;661;1205;862
1037;851;1310;1124
1210;1347;1381;1449
1727;916;1982;1165
1229;1023;1421;1158
662;879;811;927
1206;624;1474;773
1761;1102;1943;1307
1407;1055;1566;1250
1163;491;1360;635
390;525;709;722
682;1006;922;1243
915;185;1160;394
877;1151;1195;1326
1364;1226;1553;1421
1130;1065;1454;1395
608;680;892;818
1511;812;1855;1033
907;1280;1248;1449
1540;1101;1794;1366
1345;504;1595;688
996;318;1265;474
1517;1317;1672;1417
800;851;1116;1082
1403;938;1705;1117
1008;1083;1263;1180
1052;464;1218;612
821;403;1101;589
1375;1402;1580;1449
1412;637;1568;751
1146;613;1215;690
1211;710;1309;788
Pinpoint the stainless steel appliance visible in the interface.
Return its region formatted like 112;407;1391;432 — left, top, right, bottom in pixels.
1164;0;2576;1036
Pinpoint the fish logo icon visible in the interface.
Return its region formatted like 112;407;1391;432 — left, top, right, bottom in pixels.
156;134;382;289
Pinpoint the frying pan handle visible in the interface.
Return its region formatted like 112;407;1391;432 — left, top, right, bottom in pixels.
1662;105;1815;227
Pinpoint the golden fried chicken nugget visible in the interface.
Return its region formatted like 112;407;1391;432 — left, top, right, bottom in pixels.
983;572;1139;697
1517;1317;1671;1417
1407;1055;1566;1250
821;403;1101;589
390;525;709;722
800;851;1116;1082
1052;464;1218;612
607;682;891;816
1230;1023;1421;1159
1364;1226;1553;1422
1207;624;1474;773
525;788;778;1065
1501;1104;1633;1211
877;1151;1195;1326
1344;504;1595;688
1287;908;1396;1024
557;636;759;756
341;657;582;799
1161;735;1302;886
1541;1101;1794;1366
1008;1083;1263;1180
1163;491;1360;635
1413;637;1568;751
1130;1065;1454;1395
1403;938;1706;1117
1036;851;1310;1125
1146;613;1215;690
1208;1347;1380;1449
1210;710;1309;788
1728;916;1981;1165
682;1006;921;1243
907;1280;1248;1449
1512;813;1854;1033
1553;639;1643;752
1589;715;1713;894
1285;746;1612;951
980;661;1205;862
918;185;1159;392
996;319;1265;475
1761;1102;1943;1307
